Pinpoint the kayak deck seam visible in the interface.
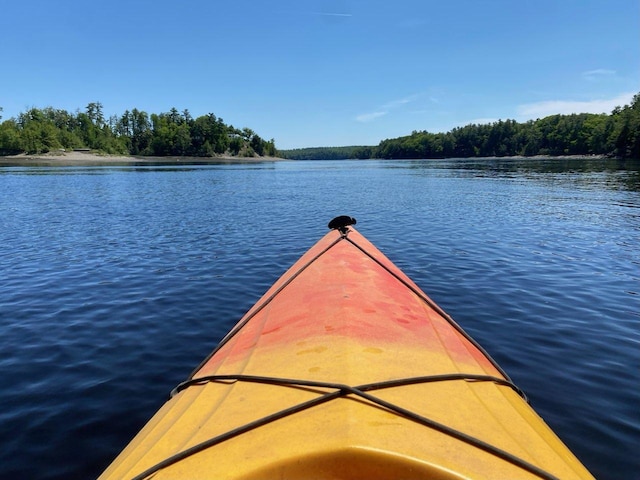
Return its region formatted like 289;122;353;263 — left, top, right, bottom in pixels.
132;374;555;480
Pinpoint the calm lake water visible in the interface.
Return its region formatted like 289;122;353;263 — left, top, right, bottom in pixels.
1;158;638;480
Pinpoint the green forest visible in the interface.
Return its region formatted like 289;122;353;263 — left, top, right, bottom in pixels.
0;103;276;157
281;92;640;160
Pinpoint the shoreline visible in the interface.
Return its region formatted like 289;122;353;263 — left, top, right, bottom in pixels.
0;152;619;167
0;151;288;167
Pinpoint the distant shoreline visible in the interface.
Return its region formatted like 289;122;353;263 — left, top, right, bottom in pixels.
0;151;287;167
1;151;620;167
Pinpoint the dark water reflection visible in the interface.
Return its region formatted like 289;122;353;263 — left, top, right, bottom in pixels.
0;158;638;479
401;157;640;191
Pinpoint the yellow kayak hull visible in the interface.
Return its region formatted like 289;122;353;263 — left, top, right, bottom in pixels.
99;224;594;479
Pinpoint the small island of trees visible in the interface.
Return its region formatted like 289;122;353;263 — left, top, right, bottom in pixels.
0;103;276;158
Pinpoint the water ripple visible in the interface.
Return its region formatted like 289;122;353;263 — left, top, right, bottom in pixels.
0;160;638;480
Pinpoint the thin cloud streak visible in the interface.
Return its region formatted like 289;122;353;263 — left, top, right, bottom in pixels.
382;94;420;109
582;69;616;78
356;93;426;123
356;111;387;122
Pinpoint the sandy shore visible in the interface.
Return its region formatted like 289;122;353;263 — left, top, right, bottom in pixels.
0;151;287;166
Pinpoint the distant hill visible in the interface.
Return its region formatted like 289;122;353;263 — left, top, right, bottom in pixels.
278;145;375;160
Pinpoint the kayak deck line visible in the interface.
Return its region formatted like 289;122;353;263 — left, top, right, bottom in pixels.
100;217;595;480
137;374;552;480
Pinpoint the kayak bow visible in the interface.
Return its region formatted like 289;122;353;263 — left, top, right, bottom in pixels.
99;218;594;480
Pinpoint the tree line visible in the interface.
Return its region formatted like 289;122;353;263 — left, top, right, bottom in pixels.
280;92;640;160
278;145;375;160
0;103;276;157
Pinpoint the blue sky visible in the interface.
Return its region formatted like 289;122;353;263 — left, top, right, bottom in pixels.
2;0;639;149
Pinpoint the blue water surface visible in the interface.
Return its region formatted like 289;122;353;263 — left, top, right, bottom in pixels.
0;158;638;479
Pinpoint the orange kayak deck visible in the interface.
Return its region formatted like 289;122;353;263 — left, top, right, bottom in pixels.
99;223;594;480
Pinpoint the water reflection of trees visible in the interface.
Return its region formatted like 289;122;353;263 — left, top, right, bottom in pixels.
403;157;640;192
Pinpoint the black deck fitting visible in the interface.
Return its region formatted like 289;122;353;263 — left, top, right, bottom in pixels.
328;216;357;235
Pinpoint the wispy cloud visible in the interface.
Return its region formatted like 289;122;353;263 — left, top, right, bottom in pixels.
582;69;616;81
356;93;428;123
381;94;421;110
517;92;634;119
356;111;387;122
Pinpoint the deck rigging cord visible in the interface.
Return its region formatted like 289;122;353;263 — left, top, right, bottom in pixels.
133;373;555;480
